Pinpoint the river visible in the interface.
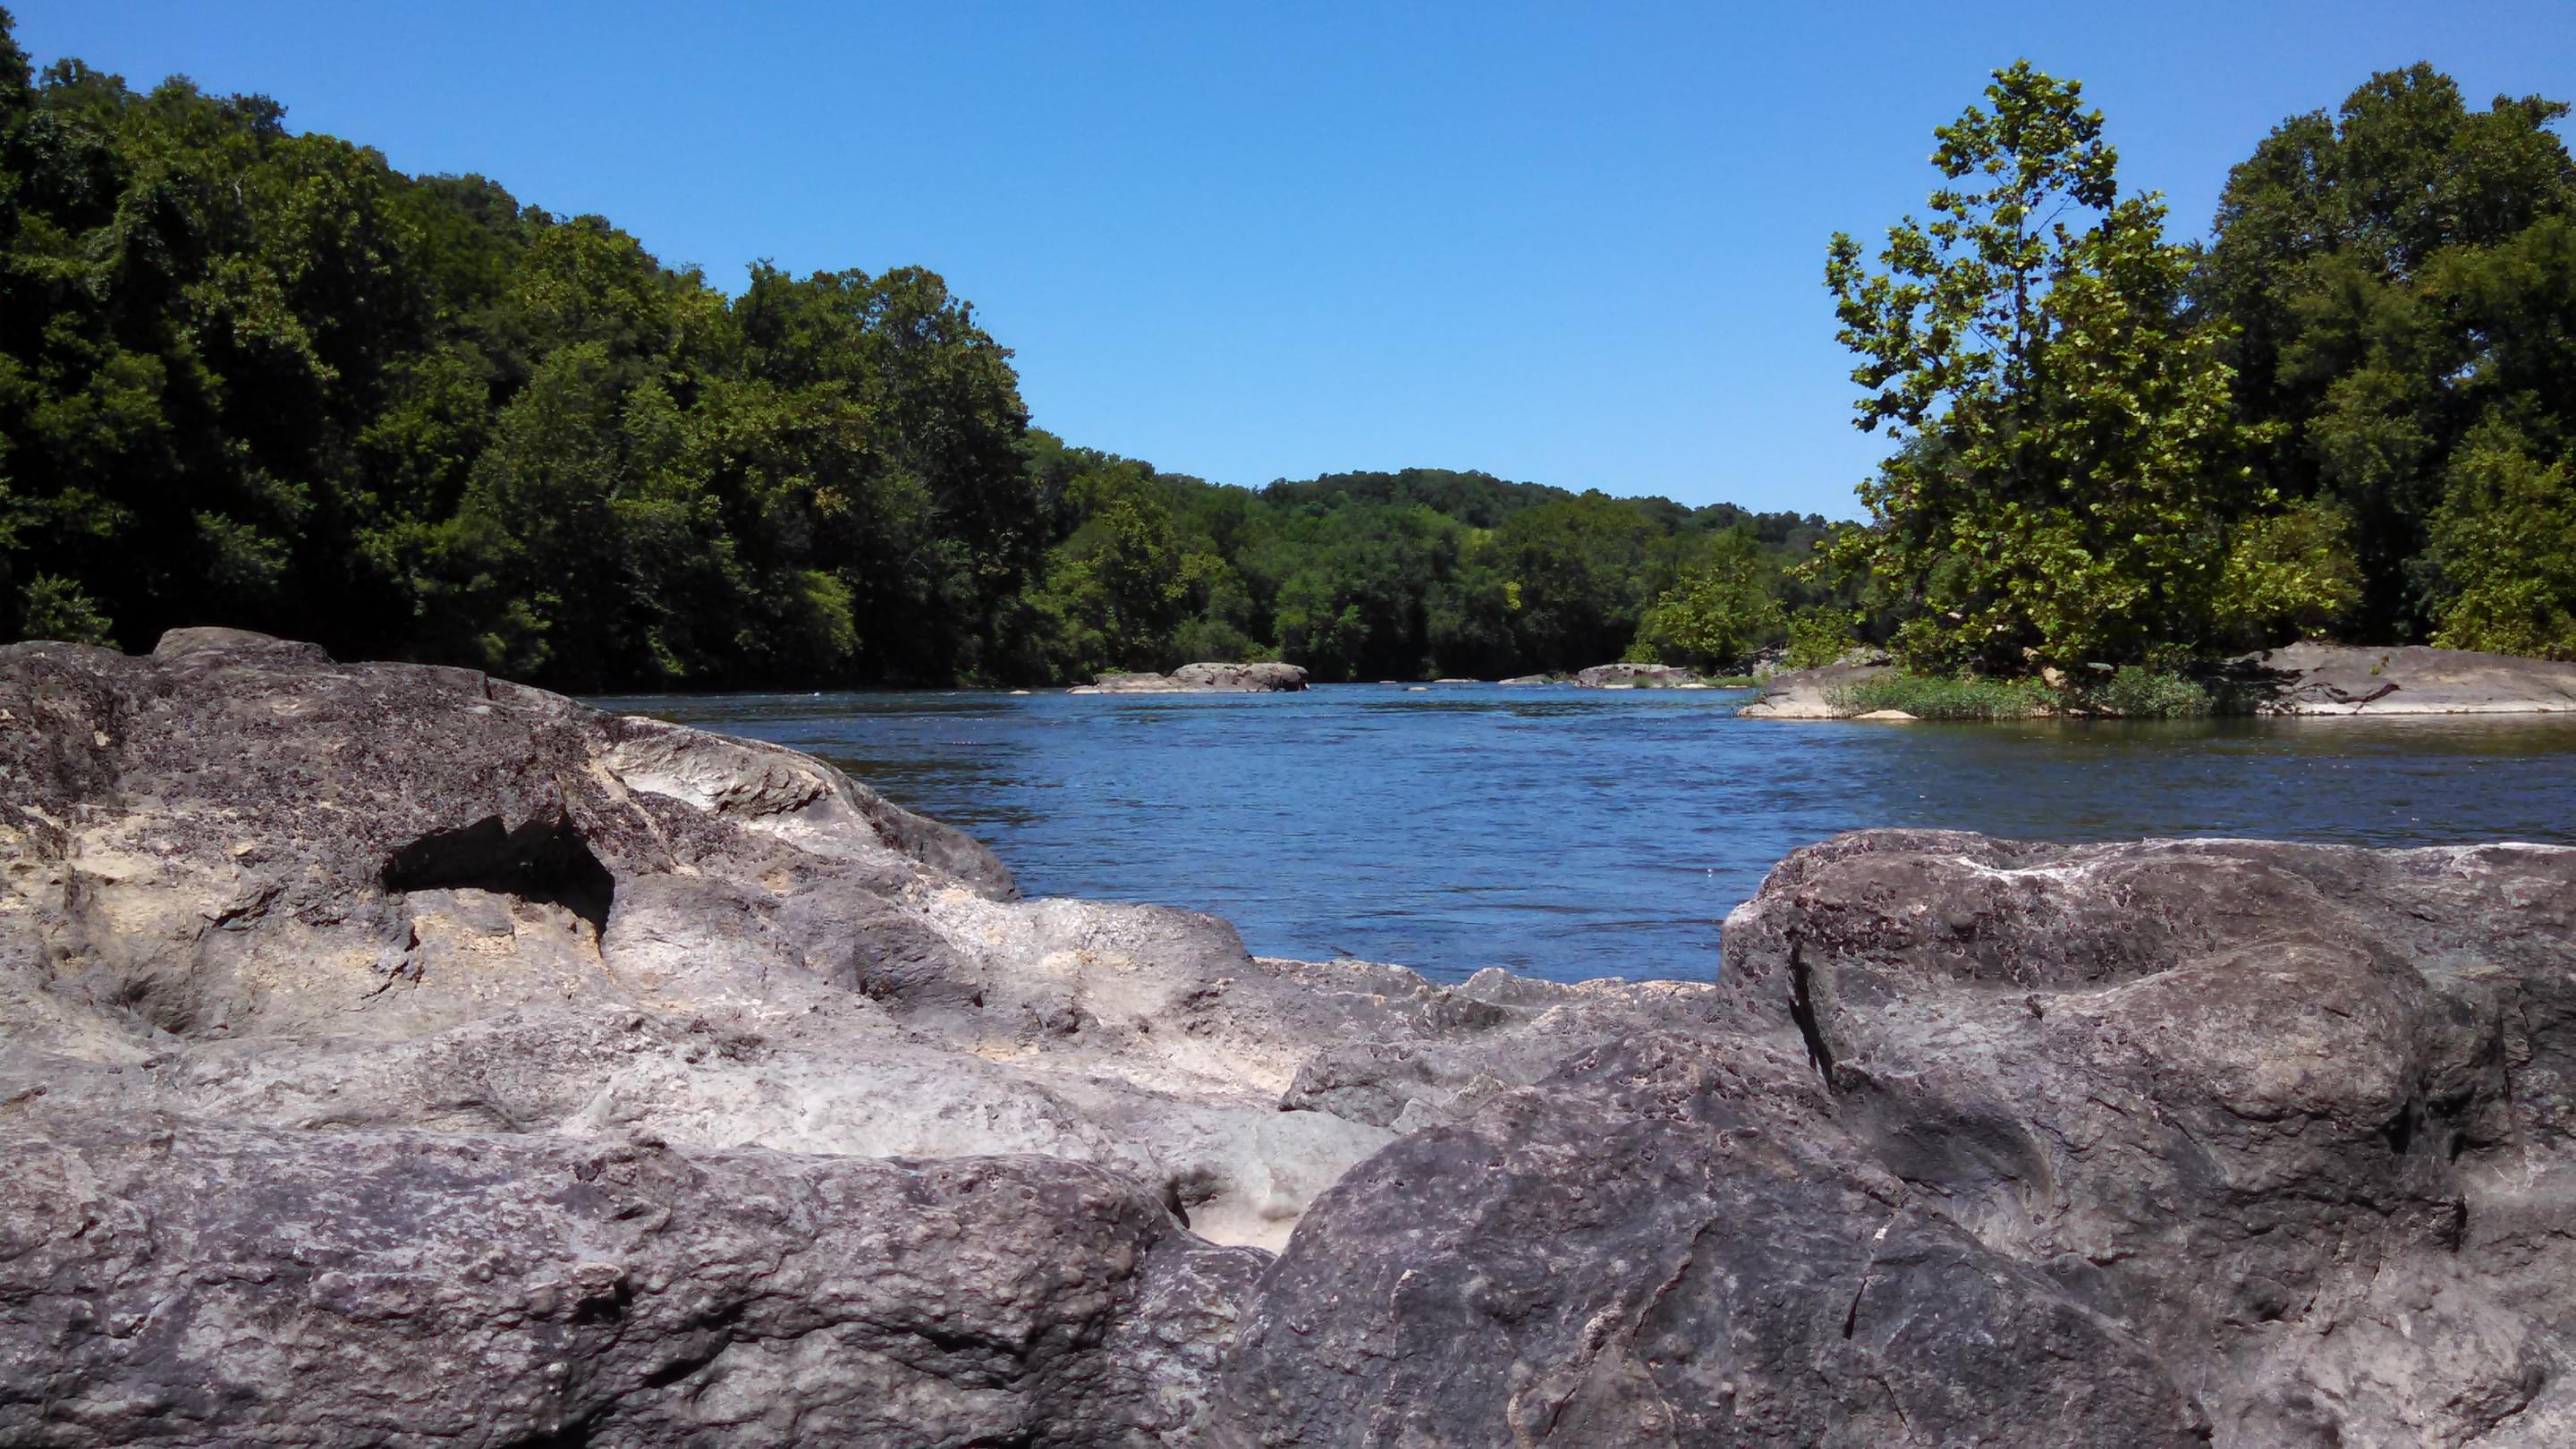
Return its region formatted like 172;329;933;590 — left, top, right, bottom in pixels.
590;683;2576;984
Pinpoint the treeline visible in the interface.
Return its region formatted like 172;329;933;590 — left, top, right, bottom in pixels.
1017;449;1835;682
8;9;2572;687
1820;60;2576;673
0;12;1827;686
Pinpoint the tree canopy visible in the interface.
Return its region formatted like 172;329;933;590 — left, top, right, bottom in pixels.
0;11;1828;685
1821;59;2576;668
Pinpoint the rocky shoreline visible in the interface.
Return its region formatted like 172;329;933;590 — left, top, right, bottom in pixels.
5;631;2575;1445
1740;641;2576;719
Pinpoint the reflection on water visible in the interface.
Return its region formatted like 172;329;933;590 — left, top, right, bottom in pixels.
589;684;2576;985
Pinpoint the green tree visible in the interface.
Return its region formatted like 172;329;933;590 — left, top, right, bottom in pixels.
1626;530;1783;671
1826;61;2261;672
2425;427;2576;659
2196;64;2575;639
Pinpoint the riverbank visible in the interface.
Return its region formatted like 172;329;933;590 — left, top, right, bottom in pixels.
1739;641;2576;720
9;631;2576;1445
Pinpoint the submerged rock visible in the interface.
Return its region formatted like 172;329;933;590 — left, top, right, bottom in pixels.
1070;662;1309;694
8;631;2576;1445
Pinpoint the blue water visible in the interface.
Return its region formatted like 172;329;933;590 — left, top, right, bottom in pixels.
590;684;2576;985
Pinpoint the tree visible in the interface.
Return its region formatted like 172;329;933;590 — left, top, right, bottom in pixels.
1626;530;1783;671
2425;426;2576;660
2196;65;2575;639
1825;61;2263;672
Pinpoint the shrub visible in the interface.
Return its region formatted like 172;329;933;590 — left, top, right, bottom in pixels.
1827;673;2055;720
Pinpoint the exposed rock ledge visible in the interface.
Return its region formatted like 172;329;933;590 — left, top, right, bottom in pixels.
1069;661;1308;693
1571;661;1711;688
2236;641;2576;714
7;632;2576;1445
1740;642;2576;718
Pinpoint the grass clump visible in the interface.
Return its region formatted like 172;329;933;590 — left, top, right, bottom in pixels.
1828;673;2055;720
2065;666;2216;718
1829;666;2239;719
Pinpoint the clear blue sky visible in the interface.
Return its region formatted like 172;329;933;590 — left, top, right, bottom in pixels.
16;2;2575;516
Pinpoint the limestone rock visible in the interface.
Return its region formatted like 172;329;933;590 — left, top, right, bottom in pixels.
1;1109;1264;1447
2233;641;2576;714
1733;659;1894;717
1571;662;1704;688
1069;663;1308;694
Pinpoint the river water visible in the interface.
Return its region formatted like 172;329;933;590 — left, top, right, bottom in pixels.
590;683;2576;985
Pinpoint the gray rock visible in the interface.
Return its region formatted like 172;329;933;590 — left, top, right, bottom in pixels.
1496;673;1561;686
1070;663;1309;694
1213;830;2576;1445
1734;659;1896;717
16;631;2576;1446
1;1109;1265;1447
0;631;1724;1445
2233;641;2576;714
1571;662;1705;688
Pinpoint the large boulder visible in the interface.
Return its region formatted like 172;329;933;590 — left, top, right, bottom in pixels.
2233;641;2576;714
13;630;2576;1446
0;631;1724;1445
1216;830;2576;1445
1;1112;1265;1447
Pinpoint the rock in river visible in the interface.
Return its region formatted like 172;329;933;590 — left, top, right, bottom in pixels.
1069;662;1309;693
1572;661;1707;688
2233;640;2576;714
7;632;2576;1445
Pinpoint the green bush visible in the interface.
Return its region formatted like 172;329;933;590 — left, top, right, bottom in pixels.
2065;666;2216;718
18;576;115;647
1829;667;2233;719
1827;673;2055;720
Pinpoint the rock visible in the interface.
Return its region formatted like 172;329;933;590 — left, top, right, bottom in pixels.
1571;662;1704;689
1431;677;1477;684
1852;707;1918;720
1070;663;1309;694
1216;830;2576;1446
1497;673;1560;686
2231;641;2576;714
0;632;1729;1445
2;1110;1264;1447
16;632;2576;1445
1216;1032;2207;1447
1734;659;1894;717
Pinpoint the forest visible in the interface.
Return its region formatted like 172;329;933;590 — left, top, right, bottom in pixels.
2;7;2571;686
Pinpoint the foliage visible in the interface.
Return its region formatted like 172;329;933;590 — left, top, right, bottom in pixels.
2194;65;2576;640
1784;606;1858;669
1623;530;1784;671
2066;666;2218;718
1827;673;2055;720
0;13;1845;687
2425;428;2576;659
1829;666;2221;719
2209;496;2364;648
1824;62;2265;674
17;574;113;645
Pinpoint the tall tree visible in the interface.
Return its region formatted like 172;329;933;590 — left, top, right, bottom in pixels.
1825;61;2284;672
2196;64;2576;639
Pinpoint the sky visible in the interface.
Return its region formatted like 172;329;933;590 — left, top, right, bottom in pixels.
14;2;2576;518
